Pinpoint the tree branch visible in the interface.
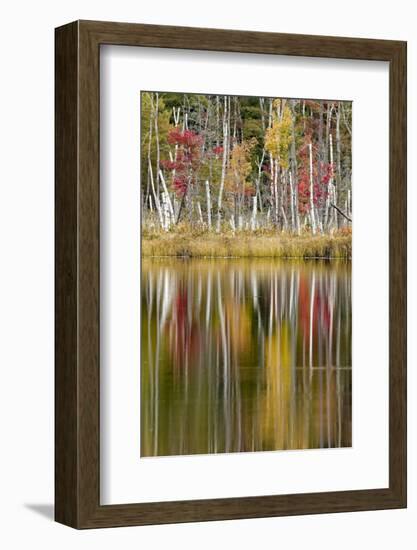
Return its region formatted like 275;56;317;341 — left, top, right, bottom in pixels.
330;203;352;223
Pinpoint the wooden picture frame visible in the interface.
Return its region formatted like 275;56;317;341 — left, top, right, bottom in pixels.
55;20;407;529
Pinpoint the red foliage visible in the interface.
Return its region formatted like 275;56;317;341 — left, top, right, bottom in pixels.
160;159;176;171
173;177;187;195
320;162;334;186
213;145;223;156
303;100;321;111
167;128;203;148
297;170;310;214
297;141;333;214
161;128;204;197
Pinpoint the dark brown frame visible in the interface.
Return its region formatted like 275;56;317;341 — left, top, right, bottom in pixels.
55;20;407;529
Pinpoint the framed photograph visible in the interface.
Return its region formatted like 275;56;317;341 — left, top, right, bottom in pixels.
55;20;407;528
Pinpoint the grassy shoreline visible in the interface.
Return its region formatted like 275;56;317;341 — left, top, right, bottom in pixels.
142;230;352;259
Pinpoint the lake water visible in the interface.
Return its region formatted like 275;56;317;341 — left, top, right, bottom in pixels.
141;258;351;457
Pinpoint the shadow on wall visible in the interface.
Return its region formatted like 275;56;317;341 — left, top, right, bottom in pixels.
24;504;54;521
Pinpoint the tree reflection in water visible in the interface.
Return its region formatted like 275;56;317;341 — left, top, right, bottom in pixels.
141;258;351;457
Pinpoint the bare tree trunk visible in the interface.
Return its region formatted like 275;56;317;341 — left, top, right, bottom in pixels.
144;163;151;212
197;201;204;225
325;133;335;229
251;195;257;230
170;106;180;185
289;100;300;235
158;170;174;225
176;177;190;225
147;98;163;228
289;171;298;234
205;180;212;230
340;102;351;137
232;96;237;140
154;93;161;197
215;96;220;148
216;96;228;232
161;192;170;231
173;106;180;126
335;107;342;228
347;189;351;219
281;205;288;231
330;202;351;223
259;97;266;132
317;102;324;227
274;159;279;228
255;149;265;215
325;103;333;164
227;96;231;158
280;171;288;231
308;143;317;235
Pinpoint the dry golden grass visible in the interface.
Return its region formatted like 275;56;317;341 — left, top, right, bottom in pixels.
142;226;351;259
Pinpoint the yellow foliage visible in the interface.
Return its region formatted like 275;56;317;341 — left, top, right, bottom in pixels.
225;138;257;194
265;103;292;170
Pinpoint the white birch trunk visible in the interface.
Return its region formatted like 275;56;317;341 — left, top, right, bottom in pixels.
281;206;288;232
329;133;336;228
288;171;296;233
147;96;163;228
347;189;352;218
308;143;317;235
274;159;279;227
251;195;257;231
161;192;171;231
154;93;161;197
148;157;164;228
292;172;301;235
197;201;204;226
335;108;342;229
216;96;228;232
324;133;333;229
205;180;212;230
158;170;174;223
173;106;180;126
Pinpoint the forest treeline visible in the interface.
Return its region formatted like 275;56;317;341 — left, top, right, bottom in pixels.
141;92;352;236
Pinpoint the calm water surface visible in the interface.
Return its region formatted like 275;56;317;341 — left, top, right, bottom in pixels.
141;258;351;457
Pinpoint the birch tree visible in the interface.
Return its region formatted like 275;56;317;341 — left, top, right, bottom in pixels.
216;96;228;232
